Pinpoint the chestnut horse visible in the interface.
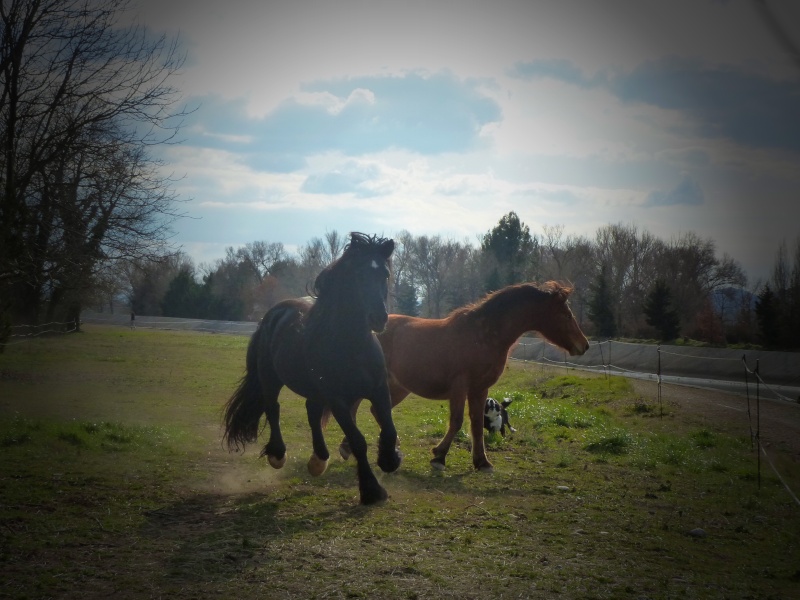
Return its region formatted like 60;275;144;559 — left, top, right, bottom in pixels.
223;233;401;505
340;281;589;472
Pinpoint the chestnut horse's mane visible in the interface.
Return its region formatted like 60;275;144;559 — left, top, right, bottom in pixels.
447;281;573;322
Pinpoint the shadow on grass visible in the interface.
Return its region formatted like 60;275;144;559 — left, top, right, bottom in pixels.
137;449;563;588
138;486;389;586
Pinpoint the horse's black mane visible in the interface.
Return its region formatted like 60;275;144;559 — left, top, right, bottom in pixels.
303;233;392;340
449;281;571;321
311;232;392;299
344;232;392;256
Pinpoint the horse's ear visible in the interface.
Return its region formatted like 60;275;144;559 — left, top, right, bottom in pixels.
380;239;395;259
553;282;573;302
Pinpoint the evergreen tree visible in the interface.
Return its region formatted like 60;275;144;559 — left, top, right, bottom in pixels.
394;279;419;316
481;212;537;291
201;263;249;321
643;280;681;341
588;266;617;338
755;284;781;347
763;237;800;349
161;268;203;318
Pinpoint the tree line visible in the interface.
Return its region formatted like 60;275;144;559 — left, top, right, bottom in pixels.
113;212;800;350
2;2;797;352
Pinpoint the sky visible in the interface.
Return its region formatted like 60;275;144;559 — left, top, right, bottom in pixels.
133;0;800;284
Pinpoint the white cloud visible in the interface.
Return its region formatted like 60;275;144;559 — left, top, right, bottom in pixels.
293;88;376;115
645;174;705;207
132;0;799;284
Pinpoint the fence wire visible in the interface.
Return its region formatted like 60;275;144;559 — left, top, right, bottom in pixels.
512;337;800;402
511;336;800;508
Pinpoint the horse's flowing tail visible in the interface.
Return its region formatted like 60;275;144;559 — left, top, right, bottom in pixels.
223;327;267;452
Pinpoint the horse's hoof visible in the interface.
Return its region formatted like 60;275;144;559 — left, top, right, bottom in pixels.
268;454;286;469
339;443;352;461
378;450;402;473
307;453;329;476
360;485;389;505
430;458;446;471
477;463;495;473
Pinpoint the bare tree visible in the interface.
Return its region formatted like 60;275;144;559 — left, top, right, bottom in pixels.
541;224;566;279
443;241;482;311
324;230;345;263
539;227;595;327
0;0;189;326
408;235;478;318
658;232;746;334
294;237;326;295
593;223;639;335
388;230;416;313
237;240;287;281
126;252;193;316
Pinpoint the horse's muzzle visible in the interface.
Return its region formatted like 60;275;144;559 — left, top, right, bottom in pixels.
569;339;590;356
370;312;389;333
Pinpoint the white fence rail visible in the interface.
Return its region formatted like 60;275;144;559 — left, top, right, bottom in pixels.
511;337;800;403
7;312;800;403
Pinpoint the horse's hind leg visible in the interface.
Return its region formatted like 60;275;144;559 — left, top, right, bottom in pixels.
337;399;361;460
306;398;330;476
468;390;493;472
431;395;466;470
329;400;388;505
258;368;287;469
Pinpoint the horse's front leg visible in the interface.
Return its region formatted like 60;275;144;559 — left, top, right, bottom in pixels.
328;399;388;505
340;382;407;461
468;390;493;472
305;398;330;476
431;395;466;470
368;381;402;474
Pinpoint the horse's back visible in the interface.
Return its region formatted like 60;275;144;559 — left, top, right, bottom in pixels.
379;314;465;399
379;314;444;362
257;297;387;401
253;298;315;396
262;297;312;327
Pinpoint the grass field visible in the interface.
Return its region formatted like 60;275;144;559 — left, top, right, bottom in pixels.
1;325;799;599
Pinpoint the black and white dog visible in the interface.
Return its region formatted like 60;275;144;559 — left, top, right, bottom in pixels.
484;397;515;436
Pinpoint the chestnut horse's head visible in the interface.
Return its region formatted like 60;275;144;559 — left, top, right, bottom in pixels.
538;282;590;356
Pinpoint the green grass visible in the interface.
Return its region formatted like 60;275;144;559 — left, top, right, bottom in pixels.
1;325;799;599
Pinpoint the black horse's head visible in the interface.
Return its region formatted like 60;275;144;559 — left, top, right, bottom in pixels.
312;232;395;332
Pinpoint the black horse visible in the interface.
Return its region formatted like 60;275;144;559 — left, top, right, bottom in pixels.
223;232;401;504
